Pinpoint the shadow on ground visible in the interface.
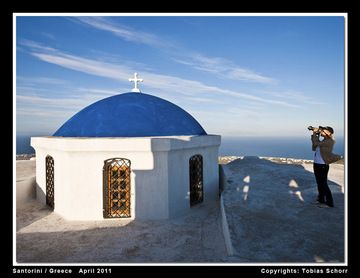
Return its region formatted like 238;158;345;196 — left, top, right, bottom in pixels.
16;201;228;263
222;156;344;263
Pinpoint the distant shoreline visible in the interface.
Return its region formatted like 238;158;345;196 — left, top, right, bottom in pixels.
16;154;344;165
16;154;35;160
218;156;344;165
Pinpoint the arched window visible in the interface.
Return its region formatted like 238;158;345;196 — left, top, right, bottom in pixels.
103;158;131;218
45;155;54;209
189;155;203;206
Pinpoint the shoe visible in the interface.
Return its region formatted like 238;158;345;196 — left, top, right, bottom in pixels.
317;203;332;208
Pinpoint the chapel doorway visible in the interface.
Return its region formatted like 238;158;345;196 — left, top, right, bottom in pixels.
189;154;203;206
103;158;131;218
45;155;54;209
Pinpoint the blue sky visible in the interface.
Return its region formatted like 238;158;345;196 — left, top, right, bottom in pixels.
15;14;345;138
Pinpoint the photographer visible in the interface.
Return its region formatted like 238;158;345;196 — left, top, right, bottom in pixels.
309;126;342;208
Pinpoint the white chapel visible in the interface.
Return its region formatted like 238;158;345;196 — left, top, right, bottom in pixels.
31;74;221;220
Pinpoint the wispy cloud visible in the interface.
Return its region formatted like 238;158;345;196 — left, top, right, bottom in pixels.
21;40;297;108
17;107;74;118
17;94;88;110
259;90;325;105
72;17;168;48
76;87;124;95
174;54;275;84
19;39;58;53
184;96;224;104
17;76;69;86
71;17;274;84
41;32;56;40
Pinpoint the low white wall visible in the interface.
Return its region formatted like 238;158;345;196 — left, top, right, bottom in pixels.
16;177;36;206
220;195;234;256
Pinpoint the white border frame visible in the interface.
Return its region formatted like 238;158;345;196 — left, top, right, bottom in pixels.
13;12;348;267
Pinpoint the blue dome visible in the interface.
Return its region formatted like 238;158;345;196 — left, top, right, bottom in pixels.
53;92;207;137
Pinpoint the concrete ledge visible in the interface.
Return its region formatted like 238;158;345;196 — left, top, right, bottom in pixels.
220;195;234;256
219;164;234;256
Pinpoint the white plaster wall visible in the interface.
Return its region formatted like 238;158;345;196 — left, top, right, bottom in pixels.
134;151;169;219
34;149;46;204
56;151;104;220
31;150;158;220
31;135;220;220
203;146;221;201
167;149;191;217
167;144;220;218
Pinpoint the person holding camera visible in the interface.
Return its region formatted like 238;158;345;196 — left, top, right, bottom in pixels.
308;126;342;208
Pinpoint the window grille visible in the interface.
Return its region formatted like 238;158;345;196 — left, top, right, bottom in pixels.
103;158;131;218
45;155;54;209
189;155;203;206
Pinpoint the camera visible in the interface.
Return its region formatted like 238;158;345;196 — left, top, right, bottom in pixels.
308;126;324;132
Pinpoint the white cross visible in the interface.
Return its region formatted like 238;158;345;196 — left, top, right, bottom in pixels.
129;72;143;92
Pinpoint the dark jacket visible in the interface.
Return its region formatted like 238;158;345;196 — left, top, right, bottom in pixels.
311;134;341;164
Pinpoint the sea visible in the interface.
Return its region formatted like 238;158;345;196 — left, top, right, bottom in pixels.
219;136;345;160
16;135;345;160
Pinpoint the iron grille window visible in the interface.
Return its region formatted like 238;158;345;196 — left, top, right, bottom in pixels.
45;155;54;209
189;154;203;206
103;158;131;218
